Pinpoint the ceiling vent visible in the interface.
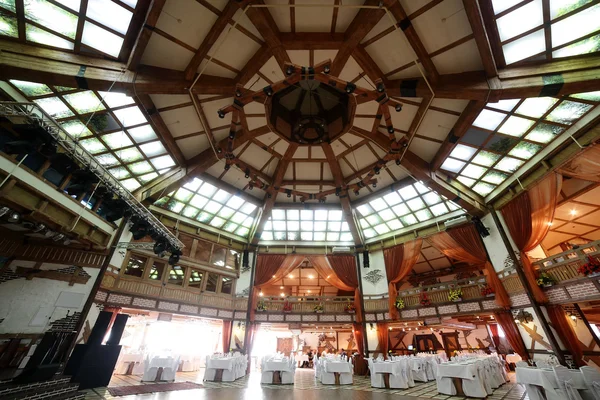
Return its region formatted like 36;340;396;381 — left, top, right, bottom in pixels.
444;215;468;229
332;246;352;253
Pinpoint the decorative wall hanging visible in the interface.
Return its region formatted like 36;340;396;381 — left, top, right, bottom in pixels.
364;269;384;286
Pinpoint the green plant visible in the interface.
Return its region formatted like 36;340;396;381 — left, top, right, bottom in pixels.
313;303;324;313
256;299;267;311
448;287;463;301
536;272;555;287
394;297;405;310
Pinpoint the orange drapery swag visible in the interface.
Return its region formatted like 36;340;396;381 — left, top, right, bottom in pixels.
501;173;562;303
558;145;600;182
251;254;304;318
309;254;363;322
245;322;259;372
547;305;587;367
428;224;511;309
352;322;368;375
493;311;529;361
384;239;423;319
222;320;232;353
376;322;389;357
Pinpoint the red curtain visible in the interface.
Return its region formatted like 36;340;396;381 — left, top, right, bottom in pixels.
428;225;511;309
352;322;368;375
222;320;232;353
501;173;562;303
384;239;423;319
376;322;389;357
494;311;529;361
558;145;600;182
547;305;587;367
245;322;259;372
489;323;500;349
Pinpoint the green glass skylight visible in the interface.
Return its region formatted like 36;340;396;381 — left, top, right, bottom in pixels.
355;181;462;241
8;80;176;191
0;0;137;58
491;0;600;64
440;93;599;197
154;177;258;239
260;208;353;242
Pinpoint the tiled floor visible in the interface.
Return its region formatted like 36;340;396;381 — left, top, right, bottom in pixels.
83;369;527;400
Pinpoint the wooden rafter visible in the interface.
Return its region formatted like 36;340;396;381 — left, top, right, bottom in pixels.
244;1;290;72
235;45;272;87
463;0;497;78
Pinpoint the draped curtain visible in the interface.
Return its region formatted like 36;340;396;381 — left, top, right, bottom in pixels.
493;311;529;360
309;254;362;322
222;320;232;353
428;224;511;309
489;323;500;350
352;322;368;375
384;239;423;319
558;145;600;182
245;322;260;373
547;305;587;367
376;322;389;357
501;173;562;303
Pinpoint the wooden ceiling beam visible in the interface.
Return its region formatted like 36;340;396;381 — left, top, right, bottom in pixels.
279;32;345;50
430;100;486;171
322;143;363;247
330;0;385;76
382;0;440;84
281;180;336;186
184;0;239;81
245;2;290;72
463;0;498;78
127;0;166;71
251;143;299;246
235;44;272;87
136;94;186;166
352;46;387;84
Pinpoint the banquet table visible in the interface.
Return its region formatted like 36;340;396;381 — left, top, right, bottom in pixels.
516;367;592;400
436;361;490;398
506;354;522;364
295;354;309;367
205;356;246;382
371;361;408;388
262;358;295;384
321;360;353;385
115;353;144;375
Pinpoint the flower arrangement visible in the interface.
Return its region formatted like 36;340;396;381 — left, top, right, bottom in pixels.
419;292;430;306
313;303;324;313
282;300;292;313
577;256;600;277
536;272;555;287
394;297;405;310
448;287;463;302
481;285;494;297
345;303;356;313
256;299;267;312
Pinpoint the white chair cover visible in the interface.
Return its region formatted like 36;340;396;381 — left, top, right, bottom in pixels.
554;366;585;400
368;358;385;388
516;361;530;367
204;355;216;381
581;366;600;400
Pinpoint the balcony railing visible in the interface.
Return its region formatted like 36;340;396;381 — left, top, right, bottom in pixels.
257;295;354;313
534;240;600;284
396;276;492;307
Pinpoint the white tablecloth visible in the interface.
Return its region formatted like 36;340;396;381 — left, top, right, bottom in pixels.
115;353;144;375
142;356;180;382
437;359;503;398
295;355;309;362
506;354;523;364
265;360;291;371
323;361;353;373
205;355;247;382
516;367;592;400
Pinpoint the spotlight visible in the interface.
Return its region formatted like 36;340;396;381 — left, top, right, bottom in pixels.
130;221;149;240
372;182;376;188
229;130;235;140
104;199;127;222
335;188;340;196
345;82;356;94
324;65;330;74
32;223;45;232
374;167;380;175
245;168;250;178
3;140;36;155
377;82;385;92
286;189;292;198
396;159;401;166
52;233;65;241
570;313;577;321
354;190;359;196
218;110;225;119
387;126;394;134
153;239;168;255
235;89;242;97
248;183;253;190
7;210;21;223
263;86;274;96
395;103;403;112
319;197;326;203
286;65;294;76
224;164;230;171
168;249;182;265
472;216;490;238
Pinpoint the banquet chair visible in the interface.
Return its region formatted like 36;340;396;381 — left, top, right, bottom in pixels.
402;358;416;387
204;356;217;381
553;366;585;400
161;357;179;382
281;358;296;384
478;361;494;395
461;363;489;398
320;362;336;385
142;356;158;382
516;361;530;368
536;361;551;369
581;366;600;400
389;361;408;389
425;358;437;381
412;360;428;382
368;358;385;388
339;359;353;385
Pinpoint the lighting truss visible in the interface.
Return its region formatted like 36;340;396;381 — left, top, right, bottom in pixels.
115;242;155;250
0;101;184;251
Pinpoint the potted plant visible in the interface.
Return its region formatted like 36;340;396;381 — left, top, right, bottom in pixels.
578;256;600;277
481;285;494;297
282;300;293;313
256;299;267;312
313;303;324;313
394;297;405;310
345;303;356;314
419;292;430;306
536;272;555;288
448;287;463;302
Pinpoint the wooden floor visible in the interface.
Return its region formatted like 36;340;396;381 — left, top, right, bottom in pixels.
83;369;526;400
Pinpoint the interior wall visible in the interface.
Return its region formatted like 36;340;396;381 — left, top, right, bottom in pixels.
481;213;516;273
0;260;99;335
360;249;389;295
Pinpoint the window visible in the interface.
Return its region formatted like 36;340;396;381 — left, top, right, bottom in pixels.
188;269;204;289
260;208;353;242
205;273;218;292
148;261;165;281
168;265;186;286
439;93;599;197
6;81;177;194
154;177;258;239
123;254;146;277
490;0;600;64
0;0;138;58
220;277;233;294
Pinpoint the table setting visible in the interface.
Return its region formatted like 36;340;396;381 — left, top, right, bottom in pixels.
436;354;507;398
141;355;180;382
260;354;296;384
114;352;144;375
204;353;247;382
315;354;353;385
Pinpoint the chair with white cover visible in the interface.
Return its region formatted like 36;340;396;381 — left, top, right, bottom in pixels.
261;358;273;384
368;358;385;388
339;359;353;385
553;366;584;400
281;358;296;384
320;361;336;385
204;356;217;381
403;358;416;387
516;361;530;368
141;356;158;382
581;366;600;400
389;361;409;389
412;359;428;382
536;361;551;369
461;363;489;398
161;357;179;382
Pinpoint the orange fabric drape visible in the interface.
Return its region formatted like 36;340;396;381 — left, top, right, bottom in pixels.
222;320;232;353
309;255;363;322
547;305;587;367
558;145;600;182
428;225;511;309
494;311;529;361
245;322;259;372
251;254;304;318
501;173;562;303
383;239;423;319
376;322;389;358
352;322;368;375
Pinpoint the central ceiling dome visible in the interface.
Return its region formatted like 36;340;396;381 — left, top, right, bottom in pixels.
266;80;356;145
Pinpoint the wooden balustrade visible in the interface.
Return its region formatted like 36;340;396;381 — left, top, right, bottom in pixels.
256;296;354;313
535;240;600;284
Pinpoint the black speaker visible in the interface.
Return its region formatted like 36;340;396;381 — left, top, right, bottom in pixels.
242;250;249;270
87;311;112;345
67;344;122;389
363;250;370;268
106;314;129;346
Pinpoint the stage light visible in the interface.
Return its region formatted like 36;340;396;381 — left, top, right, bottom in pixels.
396;159;401;166
395;103;402;112
218;110;225;119
229;130;235;140
354;190;359;196
7;210;21;223
286;189;292;198
570;313;577;321
235;89;242;97
245;168;250;178
154;239;168;255
259;291;263;297
3;140;36;155
286;65;294;76
374;167;380;175
224;164;230;171
345;82;356;93
335;188;340;196
377;82;385;92
104;200;127;222
168;249;182;265
263;86;274;96
372;182;376;188
387;126;394;134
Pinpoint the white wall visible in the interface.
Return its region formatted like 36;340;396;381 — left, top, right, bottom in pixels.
109;226;133;270
481;213;516;272
0;261;98;334
235;251;254;295
360;249;389;296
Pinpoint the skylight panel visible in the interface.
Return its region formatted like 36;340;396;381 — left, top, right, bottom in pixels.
10;80;52;97
553;35;600;58
81;22;124;57
261;207;351;242
449;144;476;161
25;0;77;39
392;203;410;217
457;176;476;187
482;171;508;185
34;97;74;118
115;147;143;163
54;0;79;12
498;116;535;137
516;98;557;118
461;164;487;179
96;153;119;167
113;106;146;127
61;120;92;139
472;151;500;167
550;0;593;19
551;4;600;48
496;0;543;41
128;125;157;142
508;142;542;160
0;14;18;38
572;92;600;102
102;131;133;148
86;0;132;35
287;220;299;231
329;210;343;220
315;210;328;220
440;158;465;173
546;101;593;124
525;123;564;143
99;91;135;108
473;109;506;131
495;156;525;173
491;0;523;15
398;185;418;200
383;192;402;206
487;99;520;112
370;198;387;211
139;141;166;157
356;204;371;216
121;178;140;191
150;155;175;169
472;182;495;196
63;91;104;114
0;0;15;12
502;29;545;64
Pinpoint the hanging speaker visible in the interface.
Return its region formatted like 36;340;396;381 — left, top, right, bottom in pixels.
363;250;370;268
242;250;249;269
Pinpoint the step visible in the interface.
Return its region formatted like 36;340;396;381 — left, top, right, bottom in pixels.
3;382;80;400
0;376;72;397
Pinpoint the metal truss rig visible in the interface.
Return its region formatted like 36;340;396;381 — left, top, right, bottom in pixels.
217;59;409;202
0;102;184;251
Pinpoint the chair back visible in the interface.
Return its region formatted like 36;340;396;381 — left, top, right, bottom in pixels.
581;366;600;400
516;361;530;367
